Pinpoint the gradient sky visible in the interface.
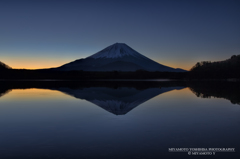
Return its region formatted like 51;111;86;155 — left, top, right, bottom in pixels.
0;0;240;70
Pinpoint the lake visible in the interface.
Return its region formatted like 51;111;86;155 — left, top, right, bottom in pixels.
0;81;240;159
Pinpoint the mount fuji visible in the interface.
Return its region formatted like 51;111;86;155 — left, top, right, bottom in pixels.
55;43;186;72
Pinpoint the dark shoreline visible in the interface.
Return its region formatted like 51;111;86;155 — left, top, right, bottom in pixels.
1;69;240;80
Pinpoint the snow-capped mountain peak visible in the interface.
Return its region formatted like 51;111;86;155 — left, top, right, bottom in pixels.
87;43;144;59
56;43;187;72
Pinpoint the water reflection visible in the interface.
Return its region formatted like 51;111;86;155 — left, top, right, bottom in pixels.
0;81;240;111
0;81;240;158
58;87;184;115
0;87;11;98
188;81;240;105
0;81;186;115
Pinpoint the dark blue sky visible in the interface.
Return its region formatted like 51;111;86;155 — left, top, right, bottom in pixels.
0;0;239;70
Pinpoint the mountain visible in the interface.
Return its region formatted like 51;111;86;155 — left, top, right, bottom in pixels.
55;43;186;72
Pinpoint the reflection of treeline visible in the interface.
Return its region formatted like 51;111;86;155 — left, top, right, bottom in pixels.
188;55;240;79
188;81;240;105
0;69;188;80
1;80;240;106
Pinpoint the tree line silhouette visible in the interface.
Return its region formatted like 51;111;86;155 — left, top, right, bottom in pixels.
188;55;240;79
0;55;239;79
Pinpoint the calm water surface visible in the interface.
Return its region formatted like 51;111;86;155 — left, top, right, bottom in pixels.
0;81;240;159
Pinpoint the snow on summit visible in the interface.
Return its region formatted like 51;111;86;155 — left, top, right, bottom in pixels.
87;43;144;59
56;43;187;72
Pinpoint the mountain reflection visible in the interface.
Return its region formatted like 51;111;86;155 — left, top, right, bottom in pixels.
58;86;184;115
0;81;186;115
0;81;240;115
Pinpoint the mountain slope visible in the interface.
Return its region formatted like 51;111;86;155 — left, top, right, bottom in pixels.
0;61;11;70
56;43;186;72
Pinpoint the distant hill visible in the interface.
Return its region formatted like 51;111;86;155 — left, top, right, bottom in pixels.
189;55;240;79
0;61;11;70
191;55;240;72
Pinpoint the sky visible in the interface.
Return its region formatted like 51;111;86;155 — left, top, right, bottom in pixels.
0;0;240;70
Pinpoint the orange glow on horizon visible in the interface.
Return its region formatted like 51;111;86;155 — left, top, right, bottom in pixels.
2;57;73;70
9;62;65;70
155;61;192;71
2;56;192;70
11;63;191;70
